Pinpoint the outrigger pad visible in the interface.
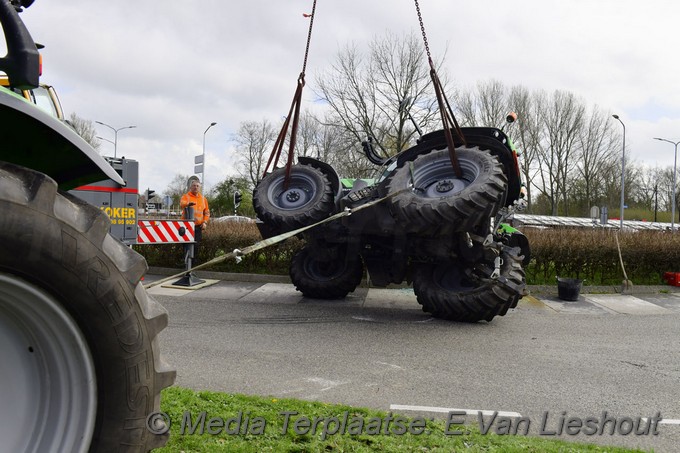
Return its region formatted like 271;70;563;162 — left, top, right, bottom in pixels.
171;272;206;288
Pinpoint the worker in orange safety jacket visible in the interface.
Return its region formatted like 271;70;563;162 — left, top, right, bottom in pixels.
180;179;210;263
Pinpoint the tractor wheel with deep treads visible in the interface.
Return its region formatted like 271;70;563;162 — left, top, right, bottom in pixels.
387;147;507;234
253;164;335;232
0;162;175;452
289;245;364;299
412;247;526;322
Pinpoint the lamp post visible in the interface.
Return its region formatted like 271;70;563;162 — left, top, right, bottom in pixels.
612;115;626;229
654;137;680;232
202;122;217;187
96;136;115;150
95;121;136;158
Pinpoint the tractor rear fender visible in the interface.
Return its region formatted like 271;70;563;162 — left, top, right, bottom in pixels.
298;156;342;203
0;88;124;190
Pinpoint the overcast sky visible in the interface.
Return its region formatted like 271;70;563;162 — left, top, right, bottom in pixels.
13;0;680;197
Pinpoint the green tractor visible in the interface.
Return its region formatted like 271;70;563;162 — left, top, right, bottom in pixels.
0;1;174;451
253;116;530;323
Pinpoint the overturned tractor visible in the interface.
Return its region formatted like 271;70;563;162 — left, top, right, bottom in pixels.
253;124;530;323
252;0;529;323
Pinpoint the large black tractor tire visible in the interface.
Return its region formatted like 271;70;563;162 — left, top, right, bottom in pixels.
412;248;526;322
290;245;364;299
253;164;335;232
387;148;507;233
0;162;175;452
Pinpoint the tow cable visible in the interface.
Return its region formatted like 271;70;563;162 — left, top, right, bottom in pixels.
143;187;410;290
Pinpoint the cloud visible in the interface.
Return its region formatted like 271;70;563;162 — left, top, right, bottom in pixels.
13;0;680;193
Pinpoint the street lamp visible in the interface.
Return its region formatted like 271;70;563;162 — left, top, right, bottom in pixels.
654;137;680;231
202;122;217;188
96;136;115;150
612;115;625;229
95;121;137;158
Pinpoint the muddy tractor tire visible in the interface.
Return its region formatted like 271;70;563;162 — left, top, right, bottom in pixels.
412;247;526;322
289;245;364;299
253;164;335;232
0;163;175;452
387;148;507;233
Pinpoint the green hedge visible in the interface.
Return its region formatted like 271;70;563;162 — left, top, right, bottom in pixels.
133;223;680;285
134;221;301;275
523;228;680;285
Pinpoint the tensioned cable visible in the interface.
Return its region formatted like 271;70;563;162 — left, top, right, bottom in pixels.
262;0;318;189
414;0;466;177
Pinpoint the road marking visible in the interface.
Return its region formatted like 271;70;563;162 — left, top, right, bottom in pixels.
585;295;669;314
351;316;376;322
415;318;435;323
376;361;403;370
304;377;348;392
642;417;680;425
391;406;679;426
389;404;522;418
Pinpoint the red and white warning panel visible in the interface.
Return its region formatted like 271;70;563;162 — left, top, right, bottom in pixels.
137;220;195;244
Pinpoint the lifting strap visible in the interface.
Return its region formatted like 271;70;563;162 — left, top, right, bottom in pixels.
413;0;465;178
143;185;411;290
262;0;318;188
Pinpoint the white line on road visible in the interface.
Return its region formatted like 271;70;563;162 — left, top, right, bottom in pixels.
642;417;680;425
391;405;680;426
389;404;522;418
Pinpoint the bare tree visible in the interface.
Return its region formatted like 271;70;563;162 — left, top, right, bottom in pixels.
452;87;477;127
573;105;619;212
534;90;585;215
68;112;101;150
301;111;374;178
163;173;191;207
634;165;665;216
507;86;543;212
233;119;277;188
453;79;508;128
476;79;508;128
314;32;443;162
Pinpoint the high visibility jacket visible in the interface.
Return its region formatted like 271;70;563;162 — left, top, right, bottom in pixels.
180;192;210;226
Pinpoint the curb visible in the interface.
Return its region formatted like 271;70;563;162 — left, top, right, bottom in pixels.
527;284;680;296
147;267;680;295
147;267;292;284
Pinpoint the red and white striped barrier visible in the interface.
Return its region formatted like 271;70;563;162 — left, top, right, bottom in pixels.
137;220;195;244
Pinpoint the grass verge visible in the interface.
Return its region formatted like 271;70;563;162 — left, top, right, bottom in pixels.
156;387;644;452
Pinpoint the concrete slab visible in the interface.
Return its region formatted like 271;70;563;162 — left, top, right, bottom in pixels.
584;294;669;315
161;278;220;291
146;285;192;297
636;295;680;312
540;296;612;315
185;280;265;300
363;287;419;310
147;278;219;297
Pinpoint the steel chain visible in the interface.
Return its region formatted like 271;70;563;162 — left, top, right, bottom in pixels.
301;0;317;76
414;0;432;62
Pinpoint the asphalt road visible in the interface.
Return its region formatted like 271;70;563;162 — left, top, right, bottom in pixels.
149;276;680;452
